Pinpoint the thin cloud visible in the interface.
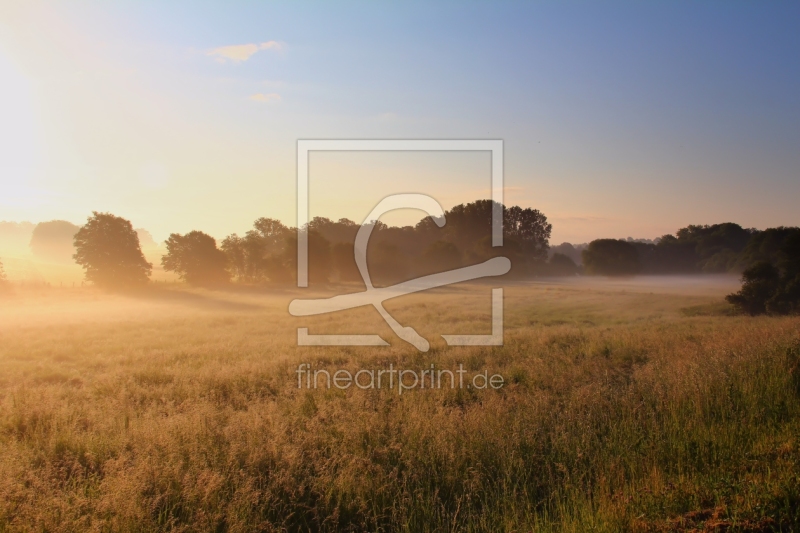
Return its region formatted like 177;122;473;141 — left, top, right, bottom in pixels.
250;93;281;103
208;41;284;63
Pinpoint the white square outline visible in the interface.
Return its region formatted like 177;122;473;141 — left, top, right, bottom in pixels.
295;139;504;347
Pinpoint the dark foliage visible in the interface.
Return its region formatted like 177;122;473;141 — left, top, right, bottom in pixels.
546;253;580;276
726;262;781;315
726;233;800;315
640;223;756;274
739;227;800;269
73;212;152;288
419;240;462;276
282;230;333;284
549;242;583;265
580;224;798;277
332;242;362;283
582;239;641;276
674;223;754;272
218;200;552;285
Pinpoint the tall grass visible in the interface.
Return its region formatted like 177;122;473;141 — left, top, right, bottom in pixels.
0;282;798;531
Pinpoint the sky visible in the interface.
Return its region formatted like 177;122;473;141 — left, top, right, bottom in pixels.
0;0;799;244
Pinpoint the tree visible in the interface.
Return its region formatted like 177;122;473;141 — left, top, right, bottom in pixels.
220;234;247;281
677;223;753;272
0;259;7;287
738;227;800;270
649;234;698;273
550;242;582;265
419;240;461;276
136;228;159;251
162;231;229;286
368;241;408;286
504;205;552;263
647;223;756;274
281;230;332;284
472;234;523;276
726;262;781;315
221;202;552;282
245;218;291;281
332;242;362;282
30;220;80;263
220;218;291;282
309;217;359;245
249;218;290;255
582;239;640;276
442;200;551;264
726;233;800;315
73;212;152;288
547;253;579;276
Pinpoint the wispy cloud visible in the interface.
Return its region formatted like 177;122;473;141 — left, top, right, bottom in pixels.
208;41;284;63
249;93;281;103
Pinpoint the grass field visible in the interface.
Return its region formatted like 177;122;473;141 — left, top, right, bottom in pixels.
1;276;799;532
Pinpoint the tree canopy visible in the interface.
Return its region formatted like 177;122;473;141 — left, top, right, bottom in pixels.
214;199;552;285
547;253;579;276
30;220;80;263
220;218;291;282
162;231;230;286
727;231;800;315
576;223;795;277
73;212;152;288
582;239;641;276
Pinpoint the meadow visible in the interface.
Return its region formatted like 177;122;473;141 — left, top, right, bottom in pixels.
0;276;799;532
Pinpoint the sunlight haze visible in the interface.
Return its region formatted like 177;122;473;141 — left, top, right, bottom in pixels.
1;1;798;244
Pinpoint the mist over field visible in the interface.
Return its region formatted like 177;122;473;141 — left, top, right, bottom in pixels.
1;275;799;531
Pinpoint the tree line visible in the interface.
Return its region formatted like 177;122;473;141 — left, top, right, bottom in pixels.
5;204;797;315
579;223;799;276
575;223;800;315
68;200;553;288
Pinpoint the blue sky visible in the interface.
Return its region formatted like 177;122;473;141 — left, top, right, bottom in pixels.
0;1;798;243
